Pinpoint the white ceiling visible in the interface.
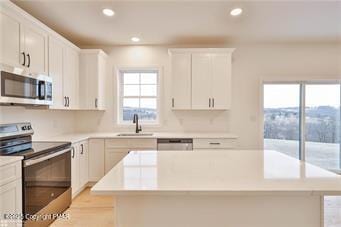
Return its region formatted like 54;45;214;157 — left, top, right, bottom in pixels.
11;1;341;46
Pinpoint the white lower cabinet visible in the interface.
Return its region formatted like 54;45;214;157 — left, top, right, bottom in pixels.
71;144;80;196
79;142;89;189
88;139;105;182
71;140;88;197
104;139;157;173
0;161;22;227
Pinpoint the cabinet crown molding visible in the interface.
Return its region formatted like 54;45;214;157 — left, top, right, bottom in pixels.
80;49;108;58
168;48;235;55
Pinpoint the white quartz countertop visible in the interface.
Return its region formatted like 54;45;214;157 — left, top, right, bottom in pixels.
34;132;238;143
91;150;341;196
0;156;23;166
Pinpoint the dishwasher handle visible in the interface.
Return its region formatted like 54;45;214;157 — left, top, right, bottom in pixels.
157;138;193;144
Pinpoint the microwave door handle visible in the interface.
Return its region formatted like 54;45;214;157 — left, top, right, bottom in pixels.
38;81;45;100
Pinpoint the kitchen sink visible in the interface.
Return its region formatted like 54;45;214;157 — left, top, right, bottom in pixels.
117;133;154;137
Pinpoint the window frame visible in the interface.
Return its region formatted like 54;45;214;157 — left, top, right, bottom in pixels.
261;80;341;169
117;67;161;125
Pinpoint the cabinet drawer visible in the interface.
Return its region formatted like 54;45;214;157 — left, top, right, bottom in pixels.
105;138;156;149
0;161;21;187
193;138;237;149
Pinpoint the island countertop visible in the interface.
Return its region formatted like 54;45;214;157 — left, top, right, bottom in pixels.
91;150;341;196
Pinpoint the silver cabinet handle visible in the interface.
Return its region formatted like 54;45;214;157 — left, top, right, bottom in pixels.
80;144;84;154
95;98;98;108
172;98;174;108
212;98;215;108
209;98;211;108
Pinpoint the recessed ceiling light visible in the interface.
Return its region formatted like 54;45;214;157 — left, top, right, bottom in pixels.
230;8;242;16
131;37;140;42
102;8;114;17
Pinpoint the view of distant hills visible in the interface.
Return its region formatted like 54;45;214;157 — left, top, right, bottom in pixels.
264;106;340;143
123;107;156;121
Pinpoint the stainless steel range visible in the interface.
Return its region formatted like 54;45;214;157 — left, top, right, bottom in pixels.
0;122;71;226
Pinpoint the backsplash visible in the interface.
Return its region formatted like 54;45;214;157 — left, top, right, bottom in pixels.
0;106;76;139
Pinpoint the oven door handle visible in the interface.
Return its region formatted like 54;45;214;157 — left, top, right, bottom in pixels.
24;148;71;167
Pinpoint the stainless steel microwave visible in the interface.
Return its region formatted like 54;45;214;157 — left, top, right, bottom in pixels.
0;70;52;106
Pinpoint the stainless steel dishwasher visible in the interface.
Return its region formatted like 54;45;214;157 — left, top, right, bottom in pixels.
157;138;193;151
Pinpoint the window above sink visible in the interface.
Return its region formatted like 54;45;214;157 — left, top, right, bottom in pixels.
117;67;160;125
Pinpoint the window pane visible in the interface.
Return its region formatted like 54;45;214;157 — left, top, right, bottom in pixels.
140;98;157;121
141;73;157;84
305;84;340;171
123;73;139;84
123;98;139;108
124;85;140;96
263;84;301;159
123;98;139;121
141;85;157;96
140;98;156;109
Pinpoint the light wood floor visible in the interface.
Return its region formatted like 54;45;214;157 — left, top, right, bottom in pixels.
50;187;115;227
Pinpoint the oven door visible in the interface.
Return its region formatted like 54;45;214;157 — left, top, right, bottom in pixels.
0;70;52;105
23;148;71;216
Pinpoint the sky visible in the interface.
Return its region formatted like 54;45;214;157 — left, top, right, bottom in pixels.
264;84;340;108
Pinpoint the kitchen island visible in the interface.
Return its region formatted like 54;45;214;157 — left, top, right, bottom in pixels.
91;150;341;227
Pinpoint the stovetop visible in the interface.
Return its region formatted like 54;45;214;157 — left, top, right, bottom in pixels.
0;141;71;159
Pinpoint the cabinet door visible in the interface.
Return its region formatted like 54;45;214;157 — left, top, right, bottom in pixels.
63;47;79;109
80;54;99;109
48;36;65;109
97;54;106;110
171;53;191;109
88;139;105;182
0;12;21;67
105;148;129;173
71;145;80;195
191;53;211;110
211;54;231;110
79;141;89;187
21;24;48;75
0;179;22;227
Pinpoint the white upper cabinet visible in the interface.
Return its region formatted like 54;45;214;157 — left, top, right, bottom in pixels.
20;23;48;75
48;36;65;109
0;11;21;67
210;53;232;110
79;49;107;110
0;3;48;75
192;53;211;110
169;48;234;110
169;51;192;109
49;35;80;110
63;47;79;109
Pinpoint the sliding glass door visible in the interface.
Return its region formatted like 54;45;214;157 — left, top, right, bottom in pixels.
263;84;301;159
263;82;341;172
305;84;341;171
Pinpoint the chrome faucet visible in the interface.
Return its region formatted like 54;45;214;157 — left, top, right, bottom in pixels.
133;114;142;133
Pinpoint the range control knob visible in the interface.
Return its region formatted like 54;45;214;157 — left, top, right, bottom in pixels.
21;126;27;131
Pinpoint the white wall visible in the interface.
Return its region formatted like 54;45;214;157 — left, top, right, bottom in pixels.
75;42;341;149
0;42;339;148
0;107;77;139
